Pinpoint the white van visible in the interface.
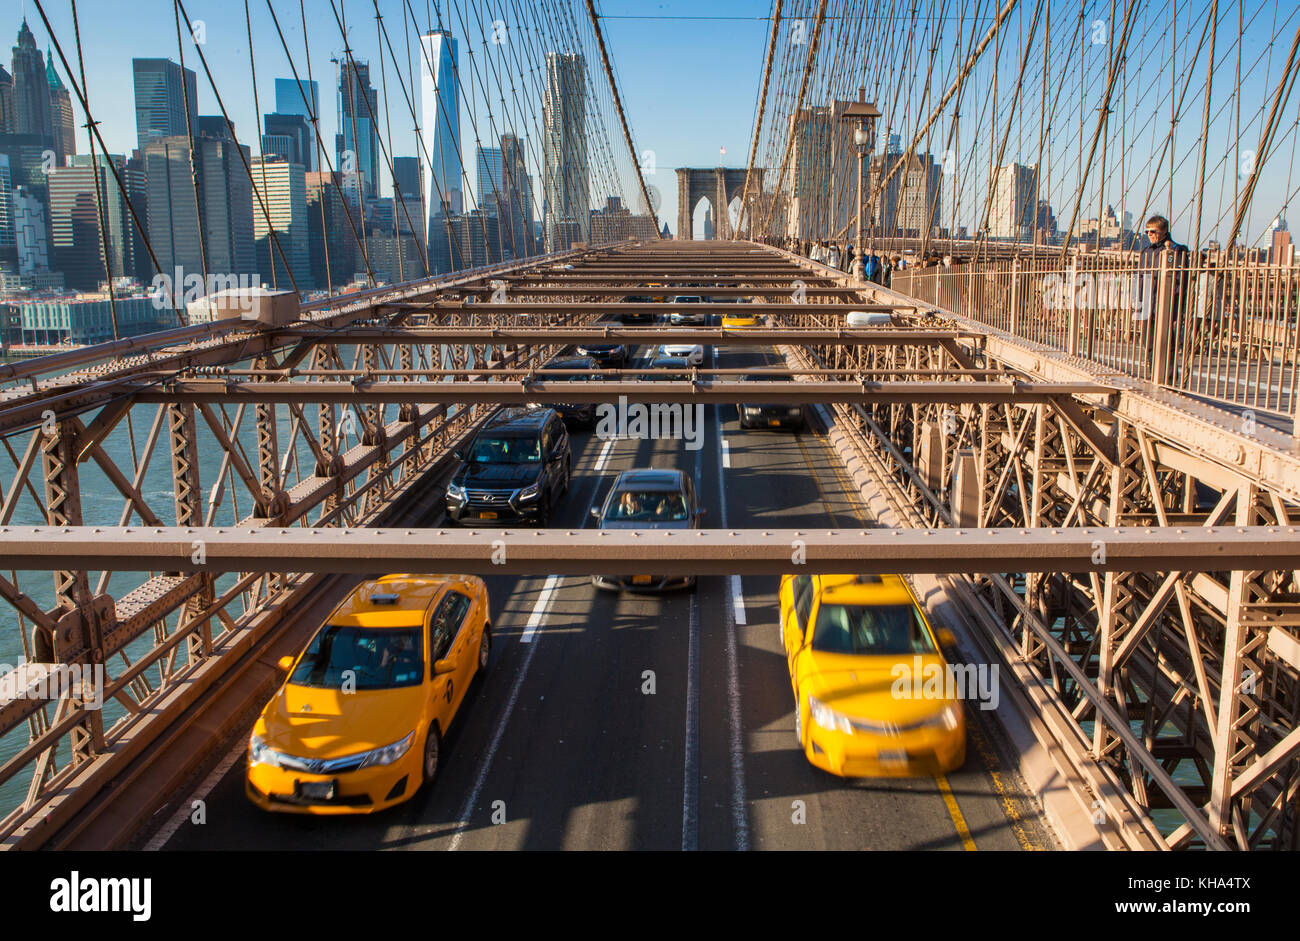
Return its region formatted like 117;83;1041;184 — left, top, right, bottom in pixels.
846;310;894;327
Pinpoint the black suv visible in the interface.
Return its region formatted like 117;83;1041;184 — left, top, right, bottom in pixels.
445;407;571;526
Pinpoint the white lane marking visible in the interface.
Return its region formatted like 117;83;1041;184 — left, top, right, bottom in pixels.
449;610;547;851
721;438;732;468
593;436;616;473
729;575;747;626
520;575;561;643
682;589;701;851
714;402;751;850
144;736;245;851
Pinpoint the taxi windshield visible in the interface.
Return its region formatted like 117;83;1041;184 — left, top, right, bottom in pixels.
605;490;688;522
290;625;424;689
810;603;935;655
470;436;541;464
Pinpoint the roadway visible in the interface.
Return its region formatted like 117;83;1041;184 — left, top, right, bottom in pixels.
153;336;1057;851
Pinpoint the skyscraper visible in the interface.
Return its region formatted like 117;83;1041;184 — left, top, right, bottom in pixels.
336;59;379;200
306;171;361;289
542;53;588;251
990;163;1038;240
787;106;832;240
0;65;13;134
143;134;202;278
46;52;74;165
0;154;13;249
12;185;49;276
133;59;198;151
11;21;51;143
420;30;463;239
250;155;309;292
498;133;533;258
867;140;942;238
262;111;313;170
194;118;256;278
476;145;503;205
392;156;423;238
48;153;133;290
274;77;319;120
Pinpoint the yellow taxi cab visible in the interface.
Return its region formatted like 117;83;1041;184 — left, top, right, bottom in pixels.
779;573;965;776
721;311;759;328
647;281;668;302
246;574;491;814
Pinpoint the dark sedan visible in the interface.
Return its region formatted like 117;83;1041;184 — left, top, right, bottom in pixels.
536;357;600;426
577;342;628;369
737;372;809;430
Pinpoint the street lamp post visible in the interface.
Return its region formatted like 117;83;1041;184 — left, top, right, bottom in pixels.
840;91;881;284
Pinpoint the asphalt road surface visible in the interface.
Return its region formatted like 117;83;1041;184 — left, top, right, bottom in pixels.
157;337;1058;851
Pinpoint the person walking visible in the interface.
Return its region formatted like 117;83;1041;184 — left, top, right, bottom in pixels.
863;248;881;284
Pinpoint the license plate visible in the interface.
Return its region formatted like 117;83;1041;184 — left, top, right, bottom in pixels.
632;575;653;585
877;750;908;767
295;779;336;800
768;419;783;427
479;511;499;519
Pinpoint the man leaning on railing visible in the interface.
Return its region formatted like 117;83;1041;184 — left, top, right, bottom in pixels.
1137;214;1190;381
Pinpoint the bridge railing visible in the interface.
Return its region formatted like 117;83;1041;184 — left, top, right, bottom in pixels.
894;255;1300;424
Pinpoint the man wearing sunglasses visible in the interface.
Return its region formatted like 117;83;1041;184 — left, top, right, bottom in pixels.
1136;214;1190;378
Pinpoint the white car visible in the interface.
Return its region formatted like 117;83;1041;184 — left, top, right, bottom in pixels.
846;310;893;327
658;342;705;366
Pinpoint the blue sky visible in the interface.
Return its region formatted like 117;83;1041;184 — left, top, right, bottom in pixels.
9;0;1298;244
11;0;770;234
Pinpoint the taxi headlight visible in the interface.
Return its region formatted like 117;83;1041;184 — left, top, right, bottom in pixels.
808;695;854;735
357;731;416;769
924;702;963;732
248;733;288;769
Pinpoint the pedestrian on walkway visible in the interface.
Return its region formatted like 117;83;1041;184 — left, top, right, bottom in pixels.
1137;215;1191;380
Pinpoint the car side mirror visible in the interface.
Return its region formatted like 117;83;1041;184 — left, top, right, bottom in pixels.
453;449;464;461
277;655;295;673
590;506;601;519
433;658;456;676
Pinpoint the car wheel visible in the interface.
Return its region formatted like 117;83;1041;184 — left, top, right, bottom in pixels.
421;724;441;786
477;623;491;673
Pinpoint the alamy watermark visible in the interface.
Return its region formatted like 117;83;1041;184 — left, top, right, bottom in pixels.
0;660;105;711
1040;271;1157;314
150;268;263;312
890;656;999;710
595;396;705;451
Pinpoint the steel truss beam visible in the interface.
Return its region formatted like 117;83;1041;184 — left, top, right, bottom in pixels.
132;380;1107;407
0;525;1291;575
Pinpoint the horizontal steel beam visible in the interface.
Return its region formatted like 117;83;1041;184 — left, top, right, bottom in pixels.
0;525;1290;575
428;301;871;314
134;380;1109;406
282;327;970;345
454;285;872;297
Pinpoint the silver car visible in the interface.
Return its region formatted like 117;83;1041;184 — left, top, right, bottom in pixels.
589;468;705;591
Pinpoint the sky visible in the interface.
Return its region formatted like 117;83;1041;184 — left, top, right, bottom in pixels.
8;0;772;237
8;0;1298;244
